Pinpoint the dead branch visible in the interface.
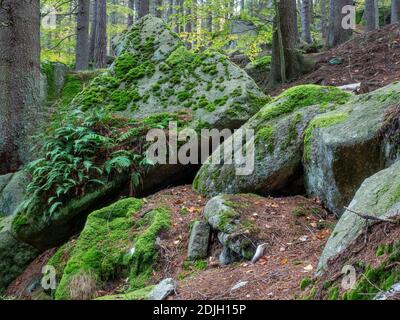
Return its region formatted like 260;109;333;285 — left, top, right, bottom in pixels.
344;207;397;223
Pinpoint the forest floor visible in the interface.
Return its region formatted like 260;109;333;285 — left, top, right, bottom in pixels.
271;23;400;96
7;186;335;300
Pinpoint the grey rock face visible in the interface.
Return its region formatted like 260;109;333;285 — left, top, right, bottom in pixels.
187;221;210;260
148;278;177;300
0;171;29;217
305;83;400;216
318;161;400;273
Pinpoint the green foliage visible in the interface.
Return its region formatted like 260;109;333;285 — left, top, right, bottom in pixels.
252;55;272;69
300;277;313;291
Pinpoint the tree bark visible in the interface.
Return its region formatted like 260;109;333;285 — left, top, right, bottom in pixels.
391;0;400;23
128;0;135;26
89;0;98;63
300;0;313;44
76;0;90;70
365;0;379;32
327;0;353;48
138;0;150;18
0;0;41;174
320;0;328;40
268;0;304;87
94;0;107;68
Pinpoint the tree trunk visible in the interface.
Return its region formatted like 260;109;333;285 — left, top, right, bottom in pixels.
89;0;98;63
268;0;304;87
128;0;135;26
0;0;41;174
365;0;379;32
155;0;163;17
327;0;353;48
320;0;329;40
76;0;90;70
94;0;107;68
300;0;313;44
138;0;150;18
392;0;400;23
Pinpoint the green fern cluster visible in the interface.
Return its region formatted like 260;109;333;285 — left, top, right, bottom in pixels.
22;110;159;217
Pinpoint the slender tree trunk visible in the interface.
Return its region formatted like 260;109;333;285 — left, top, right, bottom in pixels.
155;0;163;17
94;0;107;68
365;0;379;32
128;0;135;26
300;0;313;44
327;0;353;48
268;0;304;87
0;0;41;174
392;0;400;23
320;0;328;40
241;0;245;12
89;0;98;63
138;0;150;17
76;0;90;70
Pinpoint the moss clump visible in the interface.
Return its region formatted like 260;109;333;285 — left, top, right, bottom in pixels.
300;277;313;291
55;198;144;300
47;240;76;283
218;208;240;233
41;61;56;102
252;55;272;68
292;206;307;217
259;85;350;123
303;112;349;161
327;286;340;300
182;259;208;271
256;125;275;153
129;206;171;289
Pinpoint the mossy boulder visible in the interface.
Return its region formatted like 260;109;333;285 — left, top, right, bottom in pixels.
0;171;29;217
318;160;400;273
194;85;351;197
72;15;268;130
41;61;69;103
304;82;400;216
52;198;171;300
203;195;257;263
0;215;39;294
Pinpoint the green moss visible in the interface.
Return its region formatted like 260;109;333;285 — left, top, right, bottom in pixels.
327;286;340;300
259;85;350;123
114;52;139;78
41;61;56;101
344;242;400;300
292;206;307;217
129;206;171;289
218;208;240;233
177;91;191;102
54;198;144;300
256;125;275;153
303;112;349;161
300;277;313;291
252;55;272;68
182;259;208;271
282;113;303;149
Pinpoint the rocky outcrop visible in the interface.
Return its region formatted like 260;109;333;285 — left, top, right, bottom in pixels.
304;83;400;216
148;278;177;300
0;171;29;217
194;85;351;197
318;160;400;273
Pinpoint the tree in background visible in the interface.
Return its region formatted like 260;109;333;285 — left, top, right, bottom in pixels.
94;0;107;68
76;0;90;70
300;0;313;44
327;0;353;47
138;0;150;17
268;0;305;87
0;0;41;174
365;0;379;32
392;0;400;23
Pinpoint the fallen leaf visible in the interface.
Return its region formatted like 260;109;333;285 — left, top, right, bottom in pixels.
303;264;313;272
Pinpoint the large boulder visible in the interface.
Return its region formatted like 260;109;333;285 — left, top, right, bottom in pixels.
187;221;210;260
194;85;351;197
305;82;400;216
318;160;400;273
52;198;171;300
73;15;268;130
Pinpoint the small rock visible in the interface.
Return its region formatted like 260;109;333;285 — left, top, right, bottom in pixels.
231;281;248;291
148;278;177;300
187;221;210;260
